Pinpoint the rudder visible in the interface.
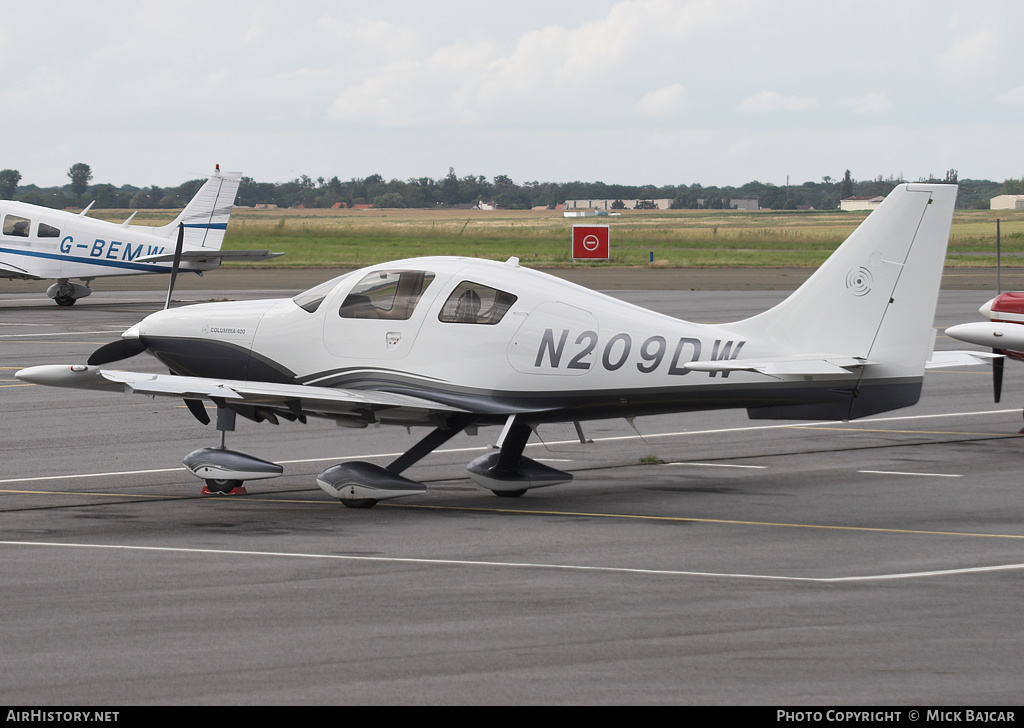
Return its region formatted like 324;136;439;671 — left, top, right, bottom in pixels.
159;168;242;250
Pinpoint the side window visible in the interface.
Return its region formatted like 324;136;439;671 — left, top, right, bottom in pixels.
38;222;60;238
339;270;435;320
438;281;517;325
3;215;31;237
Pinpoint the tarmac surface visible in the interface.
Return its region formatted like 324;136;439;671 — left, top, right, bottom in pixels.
2;269;1024;705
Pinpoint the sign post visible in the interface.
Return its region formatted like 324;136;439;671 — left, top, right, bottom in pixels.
572;225;610;261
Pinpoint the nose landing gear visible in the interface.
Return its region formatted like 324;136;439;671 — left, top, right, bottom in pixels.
183;405;283;495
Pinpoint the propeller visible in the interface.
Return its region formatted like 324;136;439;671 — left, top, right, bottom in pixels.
993;350;1004;403
164;222;185;310
87;222;212;425
87;222;186;367
87;337;146;366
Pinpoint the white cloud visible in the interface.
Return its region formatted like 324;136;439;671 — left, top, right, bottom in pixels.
995;85;1024;107
636;84;685;116
328;0;749;126
836;92;893;115
737;91;817;113
935;27;999;73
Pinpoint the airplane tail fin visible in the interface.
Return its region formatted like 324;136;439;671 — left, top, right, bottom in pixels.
158;167;242;250
729;183;957;419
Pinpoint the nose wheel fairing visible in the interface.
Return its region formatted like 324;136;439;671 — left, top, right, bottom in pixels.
183;446;284;487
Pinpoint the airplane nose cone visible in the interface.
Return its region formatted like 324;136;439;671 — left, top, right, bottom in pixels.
946;321;1024;352
979;297;996;320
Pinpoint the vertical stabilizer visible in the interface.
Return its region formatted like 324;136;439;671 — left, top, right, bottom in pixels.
158;168;242;250
731;183;957;418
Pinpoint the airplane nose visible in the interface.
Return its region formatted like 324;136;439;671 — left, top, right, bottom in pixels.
979;297;996;320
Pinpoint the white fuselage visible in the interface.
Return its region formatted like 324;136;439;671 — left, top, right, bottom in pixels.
133;256;864;424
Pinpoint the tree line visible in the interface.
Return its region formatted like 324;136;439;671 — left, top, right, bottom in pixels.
0;163;1019;211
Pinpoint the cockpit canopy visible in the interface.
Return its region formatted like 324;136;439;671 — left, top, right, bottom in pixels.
292;262;518;326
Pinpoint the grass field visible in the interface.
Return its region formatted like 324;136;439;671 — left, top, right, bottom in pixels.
90;206;1024;269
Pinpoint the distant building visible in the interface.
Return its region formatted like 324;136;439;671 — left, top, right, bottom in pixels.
991;195;1024;210
840;195;884;211
696;198;759;210
564;198;673;210
565;198;759;211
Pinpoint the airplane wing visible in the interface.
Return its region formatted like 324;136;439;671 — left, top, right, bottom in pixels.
0;259;42;279
16;365;469;426
135;250;284;263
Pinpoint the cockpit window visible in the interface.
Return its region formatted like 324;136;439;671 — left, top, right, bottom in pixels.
38;222;60;238
339;270;435;320
3;215;30;237
292;273;352;314
438;281;517;325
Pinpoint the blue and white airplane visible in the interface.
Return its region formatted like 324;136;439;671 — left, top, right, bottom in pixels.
0;166;279;305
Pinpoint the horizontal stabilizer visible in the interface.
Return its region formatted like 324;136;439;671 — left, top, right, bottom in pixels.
136;249;284;264
925;350;1003;368
683;355;867;378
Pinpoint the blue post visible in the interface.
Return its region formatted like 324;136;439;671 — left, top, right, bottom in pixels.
649;251;654;263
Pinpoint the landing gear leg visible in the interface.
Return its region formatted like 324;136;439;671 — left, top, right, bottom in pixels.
385;414;480;475
200;407;248;495
489;421;533;498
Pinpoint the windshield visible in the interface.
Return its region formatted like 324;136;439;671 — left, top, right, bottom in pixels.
292;272;353;313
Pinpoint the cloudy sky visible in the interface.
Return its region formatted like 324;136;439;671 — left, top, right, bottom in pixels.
2;0;1022;188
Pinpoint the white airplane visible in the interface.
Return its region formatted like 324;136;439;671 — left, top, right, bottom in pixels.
0;166;279;305
18;183;978;507
946;292;1024;423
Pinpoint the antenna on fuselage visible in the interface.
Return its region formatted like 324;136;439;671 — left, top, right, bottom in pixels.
164;222;185;310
